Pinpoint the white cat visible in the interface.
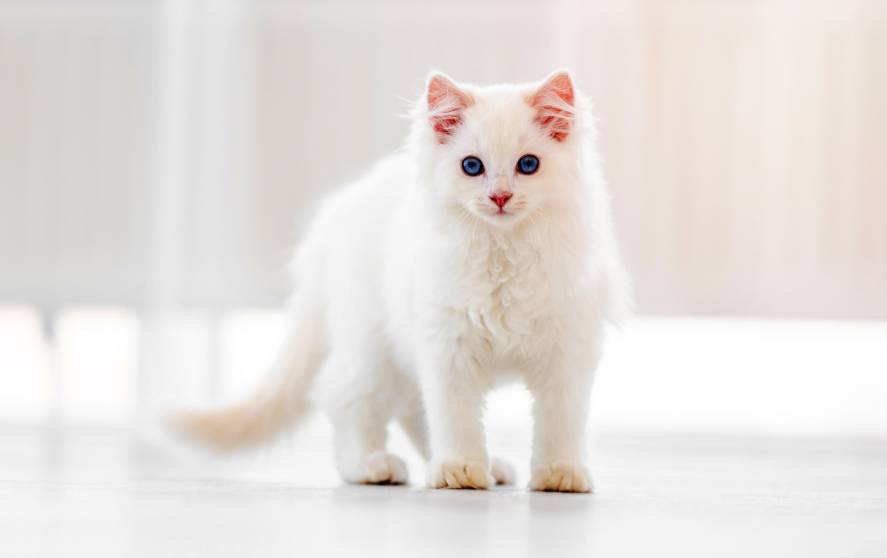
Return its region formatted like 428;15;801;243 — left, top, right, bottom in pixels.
172;70;630;493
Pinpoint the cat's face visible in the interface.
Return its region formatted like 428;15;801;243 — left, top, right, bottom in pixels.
415;71;579;229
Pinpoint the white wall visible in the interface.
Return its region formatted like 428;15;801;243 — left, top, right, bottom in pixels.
0;1;885;431
1;0;886;317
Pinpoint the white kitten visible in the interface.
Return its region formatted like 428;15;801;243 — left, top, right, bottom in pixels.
171;70;630;493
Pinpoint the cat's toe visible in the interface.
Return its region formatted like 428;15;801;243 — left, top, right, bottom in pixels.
490;456;516;486
350;451;408;485
428;459;493;489
529;461;592;493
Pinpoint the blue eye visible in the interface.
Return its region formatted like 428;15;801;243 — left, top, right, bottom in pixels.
517;154;540;175
461;156;484;177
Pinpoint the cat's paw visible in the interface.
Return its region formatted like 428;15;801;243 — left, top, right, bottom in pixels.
529;461;593;493
346;451;409;485
428;459;493;489
490;456;516;486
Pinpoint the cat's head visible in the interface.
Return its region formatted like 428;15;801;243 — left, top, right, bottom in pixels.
411;70;587;228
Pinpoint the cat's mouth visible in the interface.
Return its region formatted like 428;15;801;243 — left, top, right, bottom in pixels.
467;198;527;225
481;205;520;223
490;201;523;218
483;205;513;217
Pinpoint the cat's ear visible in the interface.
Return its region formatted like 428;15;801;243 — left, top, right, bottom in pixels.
426;72;473;143
529;70;576;142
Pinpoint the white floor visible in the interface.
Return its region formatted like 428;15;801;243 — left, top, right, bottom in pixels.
2;312;886;556
1;425;885;558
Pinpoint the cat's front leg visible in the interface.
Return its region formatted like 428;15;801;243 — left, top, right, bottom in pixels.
418;344;493;490
526;346;600;493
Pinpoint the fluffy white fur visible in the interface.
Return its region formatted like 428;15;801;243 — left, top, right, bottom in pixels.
172;70;630;493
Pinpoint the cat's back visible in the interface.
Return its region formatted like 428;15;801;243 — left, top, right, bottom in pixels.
311;151;409;229
292;151;410;298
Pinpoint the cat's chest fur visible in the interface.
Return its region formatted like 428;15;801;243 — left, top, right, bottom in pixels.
431;226;571;363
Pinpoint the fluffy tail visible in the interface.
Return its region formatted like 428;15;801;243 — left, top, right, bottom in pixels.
168;297;325;452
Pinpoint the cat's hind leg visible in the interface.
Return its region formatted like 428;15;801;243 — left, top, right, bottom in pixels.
332;397;408;485
323;351;410;486
490;456;516;486
396;392;431;461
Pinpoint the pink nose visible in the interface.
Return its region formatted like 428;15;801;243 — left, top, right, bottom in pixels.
489;192;513;209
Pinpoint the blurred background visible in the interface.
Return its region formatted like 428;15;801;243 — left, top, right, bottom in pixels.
1;0;886;439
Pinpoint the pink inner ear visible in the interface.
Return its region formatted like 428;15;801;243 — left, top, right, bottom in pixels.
530;72;575;142
427;75;471;143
